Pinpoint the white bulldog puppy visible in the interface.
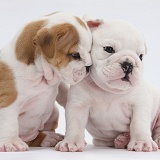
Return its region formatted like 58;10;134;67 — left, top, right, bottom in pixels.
55;20;160;152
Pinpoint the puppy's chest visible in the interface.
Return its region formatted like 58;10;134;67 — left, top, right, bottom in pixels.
18;88;57;141
18;78;58;123
16;70;59;141
88;97;132;131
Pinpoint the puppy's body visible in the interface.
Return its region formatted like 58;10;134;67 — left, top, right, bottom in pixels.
0;12;92;151
56;20;160;152
66;77;160;147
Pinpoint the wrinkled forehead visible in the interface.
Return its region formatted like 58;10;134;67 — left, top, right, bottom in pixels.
93;22;145;50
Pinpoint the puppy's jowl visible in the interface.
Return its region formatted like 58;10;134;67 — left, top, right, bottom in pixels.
0;12;92;152
56;20;160;152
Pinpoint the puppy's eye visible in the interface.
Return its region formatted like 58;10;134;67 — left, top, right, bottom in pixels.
68;53;81;60
139;54;143;61
103;46;115;53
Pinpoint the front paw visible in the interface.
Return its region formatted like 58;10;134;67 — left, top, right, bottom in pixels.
0;137;28;152
127;138;158;152
41;131;64;147
55;139;86;152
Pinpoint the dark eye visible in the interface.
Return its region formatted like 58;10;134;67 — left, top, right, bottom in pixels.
103;46;115;53
68;53;81;60
139;54;143;61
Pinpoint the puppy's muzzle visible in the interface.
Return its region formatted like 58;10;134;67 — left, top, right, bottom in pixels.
121;61;133;81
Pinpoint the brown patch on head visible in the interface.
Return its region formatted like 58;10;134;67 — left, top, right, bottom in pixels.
33;23;79;69
75;16;87;30
0;62;17;108
16;20;46;65
27;132;46;147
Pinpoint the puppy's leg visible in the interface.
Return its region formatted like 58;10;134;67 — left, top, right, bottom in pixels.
55;103;89;152
128;101;158;152
28;103;64;147
93;138;114;147
114;132;130;149
0;106;28;152
153;112;160;148
27;132;64;147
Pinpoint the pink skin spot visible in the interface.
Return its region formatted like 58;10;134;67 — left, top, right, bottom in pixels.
114;133;130;149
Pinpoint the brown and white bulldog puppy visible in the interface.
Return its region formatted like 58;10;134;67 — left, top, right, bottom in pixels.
55;20;160;152
0;11;92;152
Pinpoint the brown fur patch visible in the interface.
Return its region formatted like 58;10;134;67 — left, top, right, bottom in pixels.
34;23;79;69
0;62;17;108
75;16;87;29
27;132;46;147
16;20;46;65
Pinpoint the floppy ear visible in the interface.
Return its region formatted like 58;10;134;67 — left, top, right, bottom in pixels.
16;20;46;64
33;23;79;63
33;28;55;58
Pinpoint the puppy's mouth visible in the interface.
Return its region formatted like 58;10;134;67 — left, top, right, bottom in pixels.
121;75;130;82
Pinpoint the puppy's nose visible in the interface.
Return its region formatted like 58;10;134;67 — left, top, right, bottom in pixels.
121;62;133;75
86;66;91;73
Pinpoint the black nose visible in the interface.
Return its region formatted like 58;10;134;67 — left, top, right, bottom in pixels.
121;62;133;75
86;66;90;73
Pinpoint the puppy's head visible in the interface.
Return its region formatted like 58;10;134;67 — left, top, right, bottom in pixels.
16;12;92;85
89;20;146;94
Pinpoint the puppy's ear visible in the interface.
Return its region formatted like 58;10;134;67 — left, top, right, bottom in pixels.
143;35;147;55
144;42;147;54
33;24;79;64
82;15;104;31
33;28;54;58
16;20;46;64
87;19;104;29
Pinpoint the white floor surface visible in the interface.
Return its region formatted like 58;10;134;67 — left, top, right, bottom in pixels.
0;145;160;160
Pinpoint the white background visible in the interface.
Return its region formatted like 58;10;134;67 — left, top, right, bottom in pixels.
0;0;160;159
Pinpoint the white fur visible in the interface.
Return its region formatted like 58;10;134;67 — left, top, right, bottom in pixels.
0;12;92;152
56;20;160;152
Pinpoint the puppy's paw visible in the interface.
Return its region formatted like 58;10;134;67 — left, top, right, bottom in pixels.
55;139;86;152
154;137;160;148
114;132;130;149
127;139;158;152
0;137;28;152
41;131;64;147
